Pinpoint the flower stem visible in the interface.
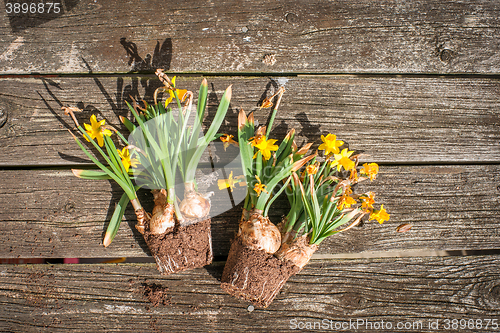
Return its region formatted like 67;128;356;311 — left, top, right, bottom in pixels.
265;87;285;138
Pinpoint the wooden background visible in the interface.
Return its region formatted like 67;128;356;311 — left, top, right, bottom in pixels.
1;0;500;332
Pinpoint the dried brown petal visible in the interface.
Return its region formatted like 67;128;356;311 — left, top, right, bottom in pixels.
238;109;247;130
255;125;266;138
396;223;412;233
61;106;82;115
247;111;254;125
296;142;313;155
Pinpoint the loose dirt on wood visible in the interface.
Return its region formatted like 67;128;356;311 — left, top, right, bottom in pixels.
142;282;171;307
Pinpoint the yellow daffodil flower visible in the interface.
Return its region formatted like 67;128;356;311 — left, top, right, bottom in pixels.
220;134;238;151
253;175;268;197
251;135;278;161
249;134;264;146
360;191;375;211
306;163;319;175
318;133;344;156
337;194;357;210
331;148;355;172
360;162;379;181
369;204;390;224
83;114;112;147
117;148;139;172
218;171;238;192
165;76;188;106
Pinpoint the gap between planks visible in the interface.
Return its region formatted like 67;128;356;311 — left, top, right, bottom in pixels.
3;160;500;172
3;72;500;79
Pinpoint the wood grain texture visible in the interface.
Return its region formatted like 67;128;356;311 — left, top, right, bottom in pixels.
2;0;499;329
1;165;498;258
1;0;500;74
1;75;499;166
1;256;499;332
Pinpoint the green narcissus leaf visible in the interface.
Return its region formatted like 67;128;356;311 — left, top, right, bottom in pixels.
275;129;295;164
71;169;113;180
237;109;254;182
70;130;136;201
196;78;208;127
103;192;130;247
120;115;136;133
184;85;232;182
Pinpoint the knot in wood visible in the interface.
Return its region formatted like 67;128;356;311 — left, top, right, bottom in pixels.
490;284;500;302
64;202;75;213
439;49;453;62
341;292;365;309
285;12;299;24
0;107;7;128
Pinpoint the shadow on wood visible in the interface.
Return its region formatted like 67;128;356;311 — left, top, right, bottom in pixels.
120;37;172;74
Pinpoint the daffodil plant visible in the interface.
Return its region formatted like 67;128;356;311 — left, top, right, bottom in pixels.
64;71;231;247
275;133;389;268
62;107;146;247
125;70;231;227
219;88;315;254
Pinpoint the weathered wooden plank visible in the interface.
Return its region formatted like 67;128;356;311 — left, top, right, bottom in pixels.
1;75;500;166
1;165;499;258
1;256;500;332
1;0;500;74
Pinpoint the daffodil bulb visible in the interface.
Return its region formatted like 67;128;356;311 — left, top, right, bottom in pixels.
149;189;175;234
179;182;212;222
179;190;211;219
275;235;318;269
238;212;281;254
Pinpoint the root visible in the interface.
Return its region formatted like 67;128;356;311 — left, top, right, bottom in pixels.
230;271;239;286
145;218;212;275
264;278;287;305
154;254;179;275
233;267;250;290
208;231;213;260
